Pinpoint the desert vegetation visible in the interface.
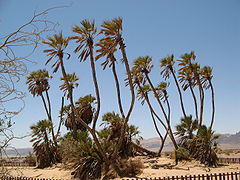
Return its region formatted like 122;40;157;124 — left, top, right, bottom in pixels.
24;17;220;179
0;7;221;179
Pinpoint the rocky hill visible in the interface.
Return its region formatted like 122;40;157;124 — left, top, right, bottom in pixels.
140;131;240;152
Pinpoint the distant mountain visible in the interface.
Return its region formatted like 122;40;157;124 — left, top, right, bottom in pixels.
140;132;240;152
2;132;240;156
3;148;33;157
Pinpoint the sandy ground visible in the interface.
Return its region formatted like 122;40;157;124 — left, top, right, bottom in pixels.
7;156;240;179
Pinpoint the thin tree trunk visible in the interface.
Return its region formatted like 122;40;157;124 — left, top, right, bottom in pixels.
150;110;165;156
45;90;56;146
137;83;168;131
59;53;109;165
111;55;125;119
40;94;50;120
112;39;135;159
189;83;198;120
57;96;64;136
195;73;204;126
58;53;78;138
199;81;204;126
158;132;168;156
209;80;215;130
171;68;186;118
144;72;178;150
89;44;101;131
138;84;167;155
119;39;135;120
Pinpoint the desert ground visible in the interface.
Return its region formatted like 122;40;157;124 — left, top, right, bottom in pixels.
7;153;240;179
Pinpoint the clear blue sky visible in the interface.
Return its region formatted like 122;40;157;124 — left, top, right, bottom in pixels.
1;0;239;148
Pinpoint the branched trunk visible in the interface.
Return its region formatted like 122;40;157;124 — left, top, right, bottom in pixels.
112;38;135;160
209;80;215;130
59;52;109;164
150;110;165;156
138;83;166;156
158;132;168;156
137;83;168;131
144;73;178;150
171;68;186;118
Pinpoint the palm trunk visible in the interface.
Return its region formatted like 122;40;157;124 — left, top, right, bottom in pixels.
158;132;168;156
112;38;135;158
197;75;204;126
57;96;64;136
119;39;135;120
138;83;168;149
44;130;53;164
137;83;168;131
59;52;109;165
189;82;198;120
150;110;164;156
89;43;101;131
58;53;77;138
40;94;49;119
171;68;186;118
144;72;178;150
111;55;125;119
45;90;57;146
209;80;215;130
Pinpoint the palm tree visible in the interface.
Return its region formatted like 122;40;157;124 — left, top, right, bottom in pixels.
96;38;125;118
43;32;78;138
26;69;56;146
178;52;204;125
200;66;215;130
178;68;198;120
30;119;54;168
100;18;136;161
70;20;110;165
136;84;168;156
70;20;100;131
175;115;198;146
160;55;186;118
192;63;205;126
133;56;178;149
59;73;79;99
155;82;171;123
100;17;135;121
192;125;219;167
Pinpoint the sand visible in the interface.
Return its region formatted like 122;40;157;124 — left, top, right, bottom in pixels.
7;156;240;179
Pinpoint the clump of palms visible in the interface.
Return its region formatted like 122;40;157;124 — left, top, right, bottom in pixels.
175;115;198;146
59;131;103;180
26;69;56;145
191;125;219;167
99;112;141;158
30;120;56;168
175;116;219;166
59;112;142;179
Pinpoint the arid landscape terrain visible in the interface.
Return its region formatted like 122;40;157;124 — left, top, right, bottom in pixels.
5;132;240;179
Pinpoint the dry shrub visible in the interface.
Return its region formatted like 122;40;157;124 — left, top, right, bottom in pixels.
118;158;143;177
